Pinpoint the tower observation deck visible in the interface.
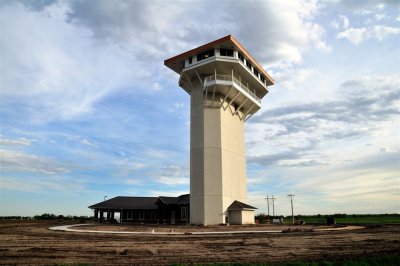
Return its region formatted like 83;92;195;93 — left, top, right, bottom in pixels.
165;35;274;225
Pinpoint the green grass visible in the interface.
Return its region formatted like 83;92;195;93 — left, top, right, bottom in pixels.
281;214;400;224
335;215;400;224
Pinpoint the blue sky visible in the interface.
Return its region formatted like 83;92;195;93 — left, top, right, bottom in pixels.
1;0;399;216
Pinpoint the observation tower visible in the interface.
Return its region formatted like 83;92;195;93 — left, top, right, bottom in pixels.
165;35;274;225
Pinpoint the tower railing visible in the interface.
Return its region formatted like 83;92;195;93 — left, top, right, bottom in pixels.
204;74;261;104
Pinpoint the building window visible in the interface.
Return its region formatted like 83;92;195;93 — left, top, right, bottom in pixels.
238;53;245;63
253;68;259;78
127;210;133;220
188;57;192;64
220;48;233;57
197;49;214;61
151;211;156;220
245;60;252;70
260;75;266;83
139;210;144;220
181;207;188;220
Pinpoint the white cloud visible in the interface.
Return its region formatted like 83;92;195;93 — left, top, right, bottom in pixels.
1;175;86;193
66;0;329;67
375;13;387;20
0;0;330;123
372;25;400;40
0;149;69;174
341;15;350;29
331;15;350;30
115;160;146;177
375;3;385;10
337;27;367;44
248;74;400;168
0;136;31;146
158;176;189;185
337;25;400;44
0;3;156;122
81;139;97;148
271;68;314;90
354;9;373;16
149;190;189;197
153;164;189;186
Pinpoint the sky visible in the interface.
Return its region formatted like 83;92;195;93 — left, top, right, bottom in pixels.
0;0;399;217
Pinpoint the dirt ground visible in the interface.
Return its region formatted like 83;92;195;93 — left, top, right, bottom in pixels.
0;220;399;265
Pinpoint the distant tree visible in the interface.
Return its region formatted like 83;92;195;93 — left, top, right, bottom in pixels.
255;213;267;224
34;213;57;220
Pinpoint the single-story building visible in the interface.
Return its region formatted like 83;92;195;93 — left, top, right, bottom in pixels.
89;194;190;224
227;200;258;225
89;194;256;225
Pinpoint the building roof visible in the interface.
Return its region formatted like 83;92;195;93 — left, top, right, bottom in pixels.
164;35;274;86
89;196;158;210
157;194;190;205
89;194;190;210
176;194;190;204
228;200;257;211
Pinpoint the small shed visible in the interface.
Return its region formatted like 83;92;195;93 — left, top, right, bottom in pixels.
228;200;257;225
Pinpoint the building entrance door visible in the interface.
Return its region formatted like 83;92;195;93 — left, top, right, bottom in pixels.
170;210;175;224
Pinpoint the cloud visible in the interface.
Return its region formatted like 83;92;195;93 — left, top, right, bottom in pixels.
1;2;158;122
0;136;31;146
149;190;189;197
0;0;330;124
338;25;400;44
13;0;57;11
154;165;189;186
331;15;350;30
375;13;387;20
269;67;313;90
0;149;69;174
158;176;189;185
322;0;399;11
81;139;97;148
66;0;329;67
247;75;399;167
1;175;86;192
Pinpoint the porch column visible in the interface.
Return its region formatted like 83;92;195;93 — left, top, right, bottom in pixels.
94;210;99;222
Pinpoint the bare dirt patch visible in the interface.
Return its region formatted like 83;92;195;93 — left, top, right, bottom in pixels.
0;220;399;265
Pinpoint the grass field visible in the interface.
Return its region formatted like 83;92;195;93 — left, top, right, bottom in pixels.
276;214;400;224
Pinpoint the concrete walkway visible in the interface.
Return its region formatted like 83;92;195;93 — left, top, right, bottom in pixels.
49;224;282;235
49;224;363;235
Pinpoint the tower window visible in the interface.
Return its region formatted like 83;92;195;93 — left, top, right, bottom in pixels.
188;57;192;64
245;60;252;70
197;49;215;61
238;53;245;63
220;48;233;57
253;68;259;78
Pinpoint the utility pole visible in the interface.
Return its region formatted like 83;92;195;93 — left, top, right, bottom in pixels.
264;196;270;217
288;194;294;224
271;195;276;217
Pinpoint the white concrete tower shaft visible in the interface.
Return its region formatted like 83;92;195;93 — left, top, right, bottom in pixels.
165;35;274;225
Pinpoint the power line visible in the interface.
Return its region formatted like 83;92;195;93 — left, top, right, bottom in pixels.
265;195;277;219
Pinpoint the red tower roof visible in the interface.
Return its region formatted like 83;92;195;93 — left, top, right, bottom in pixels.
164;35;274;86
